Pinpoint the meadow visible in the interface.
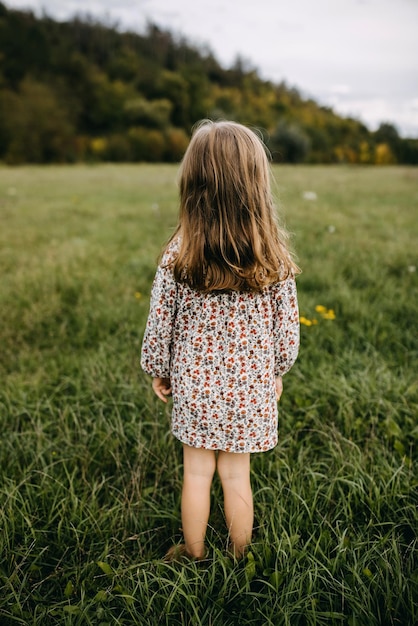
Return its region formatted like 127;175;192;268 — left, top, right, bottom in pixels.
0;164;417;625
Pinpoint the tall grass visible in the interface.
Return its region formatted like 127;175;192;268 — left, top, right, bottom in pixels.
0;164;417;625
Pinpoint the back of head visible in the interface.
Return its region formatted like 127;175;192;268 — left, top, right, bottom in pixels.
172;120;297;292
180;120;270;208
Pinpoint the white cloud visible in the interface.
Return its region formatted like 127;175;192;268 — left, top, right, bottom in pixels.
330;85;352;96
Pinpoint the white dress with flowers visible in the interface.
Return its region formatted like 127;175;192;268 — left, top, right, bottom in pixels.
141;243;300;453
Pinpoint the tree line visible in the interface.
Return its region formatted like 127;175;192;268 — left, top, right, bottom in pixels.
0;2;417;164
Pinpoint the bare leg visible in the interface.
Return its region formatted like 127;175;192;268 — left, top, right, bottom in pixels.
181;444;216;559
217;451;253;557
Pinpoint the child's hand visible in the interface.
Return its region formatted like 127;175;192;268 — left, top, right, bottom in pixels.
275;376;283;401
152;377;172;403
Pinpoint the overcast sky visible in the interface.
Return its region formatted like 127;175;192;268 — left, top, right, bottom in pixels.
5;0;418;137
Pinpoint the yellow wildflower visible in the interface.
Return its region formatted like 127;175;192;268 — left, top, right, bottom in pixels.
135;292;142;299
315;305;336;320
300;316;313;326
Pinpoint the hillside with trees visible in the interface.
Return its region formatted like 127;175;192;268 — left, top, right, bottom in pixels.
0;2;417;164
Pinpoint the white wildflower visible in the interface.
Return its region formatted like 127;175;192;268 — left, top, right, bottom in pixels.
302;191;317;201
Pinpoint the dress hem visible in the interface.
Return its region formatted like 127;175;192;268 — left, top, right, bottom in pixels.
172;431;278;454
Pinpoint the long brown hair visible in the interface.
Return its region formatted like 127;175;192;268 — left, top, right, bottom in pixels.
168;120;299;292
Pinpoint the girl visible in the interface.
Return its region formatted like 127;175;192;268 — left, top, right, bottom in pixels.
141;120;300;561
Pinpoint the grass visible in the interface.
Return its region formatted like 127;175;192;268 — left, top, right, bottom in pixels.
0;164;417;625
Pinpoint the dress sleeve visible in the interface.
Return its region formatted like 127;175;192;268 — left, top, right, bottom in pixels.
140;254;178;378
271;276;300;377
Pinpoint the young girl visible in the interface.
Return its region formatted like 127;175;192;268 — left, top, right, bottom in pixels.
141;120;300;561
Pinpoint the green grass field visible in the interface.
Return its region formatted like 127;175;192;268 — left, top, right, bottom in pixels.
0;164;417;625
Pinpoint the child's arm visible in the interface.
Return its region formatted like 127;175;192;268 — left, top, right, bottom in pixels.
272;276;300;377
141;248;178;381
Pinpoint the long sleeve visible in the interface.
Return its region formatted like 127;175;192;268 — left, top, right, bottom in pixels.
271;276;300;376
141;258;178;378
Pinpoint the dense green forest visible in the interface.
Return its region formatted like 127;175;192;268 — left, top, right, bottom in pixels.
0;2;417;164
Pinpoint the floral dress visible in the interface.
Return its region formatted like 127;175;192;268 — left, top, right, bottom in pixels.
141;242;300;453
